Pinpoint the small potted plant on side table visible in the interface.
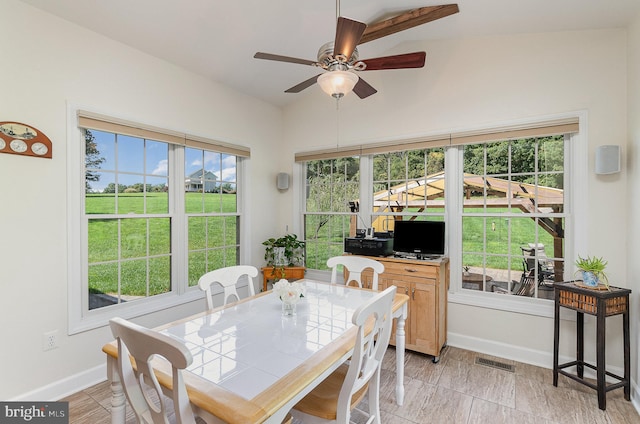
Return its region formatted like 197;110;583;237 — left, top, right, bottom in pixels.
575;255;609;289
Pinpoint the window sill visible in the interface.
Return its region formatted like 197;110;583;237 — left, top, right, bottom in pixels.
69;288;205;335
448;289;555;318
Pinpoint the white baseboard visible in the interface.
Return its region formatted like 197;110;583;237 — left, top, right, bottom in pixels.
447;331;639;415
9;364;107;402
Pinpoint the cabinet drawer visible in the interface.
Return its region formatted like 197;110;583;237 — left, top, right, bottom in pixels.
383;262;438;279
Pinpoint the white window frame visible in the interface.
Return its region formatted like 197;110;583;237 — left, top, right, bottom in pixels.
67;105;249;334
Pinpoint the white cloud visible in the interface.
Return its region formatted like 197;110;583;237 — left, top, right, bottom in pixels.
153;159;169;175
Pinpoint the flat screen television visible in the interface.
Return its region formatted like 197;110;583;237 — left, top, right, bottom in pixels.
392;220;446;258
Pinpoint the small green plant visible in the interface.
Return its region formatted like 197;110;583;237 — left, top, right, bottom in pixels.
262;234;305;277
575;255;609;288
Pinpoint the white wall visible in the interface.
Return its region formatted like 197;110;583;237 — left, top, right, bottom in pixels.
283;28;633;378
0;0;283;399
627;12;640;405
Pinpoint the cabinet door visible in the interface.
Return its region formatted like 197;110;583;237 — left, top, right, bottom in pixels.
410;281;438;354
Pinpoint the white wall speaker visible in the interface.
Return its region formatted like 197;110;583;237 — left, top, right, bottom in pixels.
595;145;621;175
276;172;290;190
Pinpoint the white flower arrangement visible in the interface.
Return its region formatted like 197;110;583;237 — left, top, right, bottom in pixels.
273;279;304;304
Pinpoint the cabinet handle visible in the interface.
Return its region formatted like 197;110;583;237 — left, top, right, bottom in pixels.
404;268;419;273
404;287;409;295
412;288;415;300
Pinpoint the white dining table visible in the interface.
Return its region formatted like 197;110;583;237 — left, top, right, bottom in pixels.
103;279;409;424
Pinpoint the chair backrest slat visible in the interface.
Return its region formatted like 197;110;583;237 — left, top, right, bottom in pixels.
197;265;258;309
327;256;384;290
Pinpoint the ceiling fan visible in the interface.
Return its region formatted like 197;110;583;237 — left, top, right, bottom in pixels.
254;3;459;99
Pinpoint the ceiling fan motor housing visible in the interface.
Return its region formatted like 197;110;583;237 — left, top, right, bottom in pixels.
317;41;360;70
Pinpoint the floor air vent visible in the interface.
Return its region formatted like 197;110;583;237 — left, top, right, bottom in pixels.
475;357;515;372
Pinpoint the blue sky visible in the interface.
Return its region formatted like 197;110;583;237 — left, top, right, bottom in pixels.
87;130;236;192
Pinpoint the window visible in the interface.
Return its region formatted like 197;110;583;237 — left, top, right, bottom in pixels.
85;130;172;310
185;148;239;286
460;136;566;299
296;115;581;314
304;157;359;270
69;110;248;332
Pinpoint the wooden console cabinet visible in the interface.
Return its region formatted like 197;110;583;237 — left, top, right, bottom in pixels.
356;256;449;362
261;266;305;292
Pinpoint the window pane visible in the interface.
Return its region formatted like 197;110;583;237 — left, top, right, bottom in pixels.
117;183;145;213
146;140;168;176
86;174;116;213
304;214;352;271
185;139;240;283
121;259;147;297
188;251;206;287
117;135;144;173
88;263;119;310
189;217;206;250
146;176;168;213
149;256;171;294
149;218;170;255
88;219;118;262
121;218;147;259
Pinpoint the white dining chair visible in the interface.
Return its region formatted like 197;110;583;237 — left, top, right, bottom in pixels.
197;265;258;309
109;317;197;424
290;285;397;424
327;256;385;290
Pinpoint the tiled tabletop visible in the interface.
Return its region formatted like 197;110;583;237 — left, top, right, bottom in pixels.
161;280;378;400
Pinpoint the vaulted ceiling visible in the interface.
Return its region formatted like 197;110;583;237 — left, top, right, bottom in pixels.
18;0;640;107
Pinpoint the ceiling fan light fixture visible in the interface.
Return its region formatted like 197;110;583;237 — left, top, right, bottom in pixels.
317;70;358;99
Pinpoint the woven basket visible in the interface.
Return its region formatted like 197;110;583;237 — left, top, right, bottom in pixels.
558;290;628;315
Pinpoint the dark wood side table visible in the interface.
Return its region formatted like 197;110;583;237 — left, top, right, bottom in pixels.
261;266;306;292
553;281;631;410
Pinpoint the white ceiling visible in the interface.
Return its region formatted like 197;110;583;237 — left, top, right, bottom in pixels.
18;0;640;107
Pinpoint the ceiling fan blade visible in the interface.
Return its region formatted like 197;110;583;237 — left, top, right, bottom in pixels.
254;52;317;66
359;4;459;44
361;52;426;71
353;77;377;99
334;17;367;60
284;74;322;93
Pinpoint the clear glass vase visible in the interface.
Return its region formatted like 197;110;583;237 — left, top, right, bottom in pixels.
281;301;297;316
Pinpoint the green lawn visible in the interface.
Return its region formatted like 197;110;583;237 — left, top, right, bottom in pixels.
87;192;238;298
88;192;561;299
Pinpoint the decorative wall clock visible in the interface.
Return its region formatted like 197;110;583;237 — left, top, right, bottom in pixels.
0;121;52;159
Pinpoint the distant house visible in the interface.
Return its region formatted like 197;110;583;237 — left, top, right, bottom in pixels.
185;170;217;192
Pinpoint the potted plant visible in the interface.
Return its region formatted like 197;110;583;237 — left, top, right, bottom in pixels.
262;234;305;277
575;255;609;289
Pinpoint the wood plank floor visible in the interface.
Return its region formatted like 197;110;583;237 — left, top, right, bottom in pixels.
62;346;639;423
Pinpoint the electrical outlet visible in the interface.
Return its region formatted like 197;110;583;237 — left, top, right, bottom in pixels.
43;330;59;351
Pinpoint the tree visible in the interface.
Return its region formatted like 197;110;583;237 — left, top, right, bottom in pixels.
306;158;360;239
85;130;105;191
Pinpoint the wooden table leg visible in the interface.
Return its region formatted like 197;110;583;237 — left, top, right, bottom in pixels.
107;356;126;424
394;308;406;406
